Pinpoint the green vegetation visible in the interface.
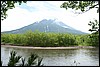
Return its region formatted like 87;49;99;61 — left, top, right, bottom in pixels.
60;1;99;13
88;19;99;32
60;1;99;33
1;31;99;47
60;1;99;47
1;51;43;66
1;1;27;20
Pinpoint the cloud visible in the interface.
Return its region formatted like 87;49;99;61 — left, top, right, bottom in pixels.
1;1;99;34
1;7;33;32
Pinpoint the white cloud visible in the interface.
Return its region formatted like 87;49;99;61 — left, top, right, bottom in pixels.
1;7;33;32
1;1;99;34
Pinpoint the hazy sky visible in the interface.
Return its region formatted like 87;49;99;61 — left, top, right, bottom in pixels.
1;1;99;33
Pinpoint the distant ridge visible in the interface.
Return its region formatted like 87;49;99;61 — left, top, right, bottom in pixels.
2;19;88;34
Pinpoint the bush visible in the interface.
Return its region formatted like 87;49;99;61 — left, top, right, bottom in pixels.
1;31;99;47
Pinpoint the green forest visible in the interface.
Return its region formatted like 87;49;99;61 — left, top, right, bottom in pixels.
1;1;99;66
1;31;99;47
1;1;99;47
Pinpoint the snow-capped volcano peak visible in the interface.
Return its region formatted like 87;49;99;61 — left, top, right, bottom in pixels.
2;19;87;34
53;19;75;30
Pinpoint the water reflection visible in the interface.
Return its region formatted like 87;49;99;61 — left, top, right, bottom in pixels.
1;46;99;66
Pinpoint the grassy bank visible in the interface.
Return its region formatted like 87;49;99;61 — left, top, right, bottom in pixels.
1;31;99;47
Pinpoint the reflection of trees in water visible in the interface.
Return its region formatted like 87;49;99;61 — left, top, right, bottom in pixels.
8;48;79;66
84;48;99;66
71;48;99;66
1;47;99;66
62;49;78;58
84;48;99;59
11;49;78;57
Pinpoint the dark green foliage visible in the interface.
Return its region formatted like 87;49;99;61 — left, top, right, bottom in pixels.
88;19;99;32
60;1;99;33
8;51;22;66
60;1;99;13
87;32;99;46
26;53;38;66
1;1;27;20
1;31;99;47
2;51;43;66
19;58;26;66
36;58;43;66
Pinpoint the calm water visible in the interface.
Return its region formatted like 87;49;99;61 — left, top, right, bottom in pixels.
1;46;99;66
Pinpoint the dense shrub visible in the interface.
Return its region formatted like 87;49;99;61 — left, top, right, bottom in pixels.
1;31;99;47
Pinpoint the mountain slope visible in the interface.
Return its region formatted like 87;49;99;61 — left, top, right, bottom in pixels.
2;19;88;34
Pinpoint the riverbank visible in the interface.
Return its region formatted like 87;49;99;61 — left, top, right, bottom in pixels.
1;44;96;49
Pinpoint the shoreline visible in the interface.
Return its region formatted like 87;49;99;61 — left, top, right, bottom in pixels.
1;44;96;49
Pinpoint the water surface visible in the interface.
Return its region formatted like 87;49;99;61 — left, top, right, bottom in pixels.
1;46;99;66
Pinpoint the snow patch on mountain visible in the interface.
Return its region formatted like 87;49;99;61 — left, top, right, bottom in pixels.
53;19;75;30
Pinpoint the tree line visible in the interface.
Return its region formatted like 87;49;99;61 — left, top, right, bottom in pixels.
1;31;99;47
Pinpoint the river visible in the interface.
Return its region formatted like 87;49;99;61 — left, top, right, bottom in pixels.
1;46;99;66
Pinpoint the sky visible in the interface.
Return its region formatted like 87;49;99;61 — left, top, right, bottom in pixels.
1;1;99;33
